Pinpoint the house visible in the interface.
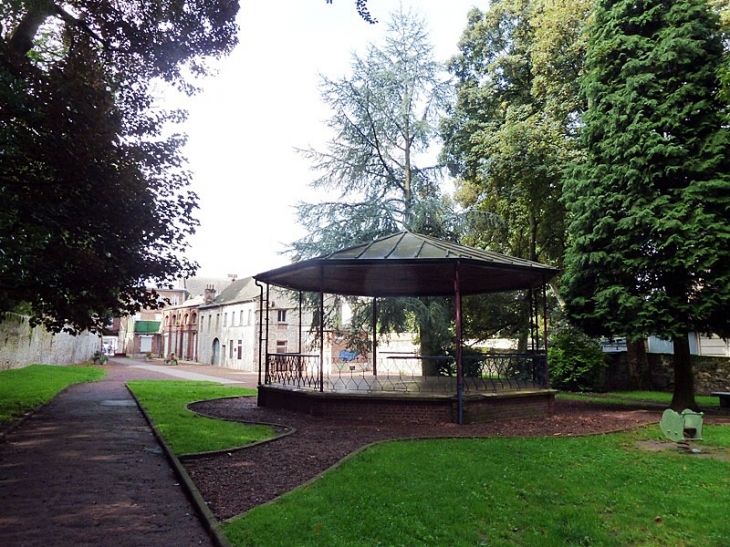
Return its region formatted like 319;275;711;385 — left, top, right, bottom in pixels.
158;277;237;362
647;333;730;357
197;277;314;370
160;294;204;362
120;286;190;358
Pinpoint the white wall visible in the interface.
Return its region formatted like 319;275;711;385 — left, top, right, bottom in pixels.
0;313;100;369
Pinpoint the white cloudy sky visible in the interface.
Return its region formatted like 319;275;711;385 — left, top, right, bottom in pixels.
176;0;485;278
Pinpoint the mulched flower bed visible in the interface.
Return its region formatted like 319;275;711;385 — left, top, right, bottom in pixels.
185;397;674;521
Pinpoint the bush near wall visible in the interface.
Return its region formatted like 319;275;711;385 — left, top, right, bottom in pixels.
548;331;607;392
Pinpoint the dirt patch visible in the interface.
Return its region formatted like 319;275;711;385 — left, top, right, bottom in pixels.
184;398;672;521
636;439;730;461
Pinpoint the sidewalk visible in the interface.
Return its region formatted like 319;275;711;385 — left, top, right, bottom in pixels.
0;360;258;547
111;356;259;386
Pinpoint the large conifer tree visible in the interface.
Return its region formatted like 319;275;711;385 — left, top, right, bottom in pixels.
561;0;730;409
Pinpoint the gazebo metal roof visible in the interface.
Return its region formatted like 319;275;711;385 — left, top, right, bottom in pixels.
254;231;559;296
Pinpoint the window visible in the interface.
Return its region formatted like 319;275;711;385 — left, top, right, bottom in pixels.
247;309;252;325
277;310;287;323
207;315;211;332
237;340;242;360
223;313;227;327
240;310;244;325
276;340;287;354
229;340;234;359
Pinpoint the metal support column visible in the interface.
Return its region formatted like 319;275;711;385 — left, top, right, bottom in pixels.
319;265;325;393
542;276;550;388
298;291;303;379
372;297;378;376
455;262;464;425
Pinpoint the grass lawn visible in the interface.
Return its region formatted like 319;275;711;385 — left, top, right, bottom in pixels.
127;380;276;455
0;364;106;425
558;391;719;408
225;425;730;547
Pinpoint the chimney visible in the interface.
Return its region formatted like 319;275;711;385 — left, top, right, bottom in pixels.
204;285;217;304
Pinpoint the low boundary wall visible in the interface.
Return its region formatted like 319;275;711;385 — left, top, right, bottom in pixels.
257;386;555;424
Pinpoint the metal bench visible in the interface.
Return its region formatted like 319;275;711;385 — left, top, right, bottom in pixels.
711;392;730;409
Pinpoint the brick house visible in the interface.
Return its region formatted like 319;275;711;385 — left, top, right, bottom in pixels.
160;294;204;362
122;286;188;358
158;277;235;362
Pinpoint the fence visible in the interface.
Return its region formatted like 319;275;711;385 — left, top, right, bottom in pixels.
265;352;547;394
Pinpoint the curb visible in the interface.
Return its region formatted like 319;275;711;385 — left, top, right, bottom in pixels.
0;405;42;442
126;385;234;547
180;397;296;460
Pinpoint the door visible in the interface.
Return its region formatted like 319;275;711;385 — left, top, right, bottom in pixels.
212;338;220;366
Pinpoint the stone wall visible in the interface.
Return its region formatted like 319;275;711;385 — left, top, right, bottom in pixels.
0;313;100;370
603;352;730;394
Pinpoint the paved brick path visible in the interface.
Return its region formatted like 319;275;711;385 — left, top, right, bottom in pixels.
0;360;256;547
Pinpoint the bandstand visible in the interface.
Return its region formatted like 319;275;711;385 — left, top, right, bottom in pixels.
253;231;559;424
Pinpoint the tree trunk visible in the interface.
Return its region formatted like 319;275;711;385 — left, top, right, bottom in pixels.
8;1;56;56
626;338;650;390
670;333;697;411
418;312;439;376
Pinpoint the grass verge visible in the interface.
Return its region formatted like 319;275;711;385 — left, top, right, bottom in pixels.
127;380;275;455
558;391;719;408
224;424;730;547
0;364;106;425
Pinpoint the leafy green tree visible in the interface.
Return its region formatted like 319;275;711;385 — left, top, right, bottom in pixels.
1;0;238;332
441;0;589;267
440;0;589;346
291;7;453;259
561;0;730;410
326;0;378;24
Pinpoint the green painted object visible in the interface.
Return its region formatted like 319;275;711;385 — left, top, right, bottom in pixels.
660;409;685;442
659;408;704;442
681;409;703;441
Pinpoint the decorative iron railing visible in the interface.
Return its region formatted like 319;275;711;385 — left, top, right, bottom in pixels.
265;352;548;394
266;353;322;389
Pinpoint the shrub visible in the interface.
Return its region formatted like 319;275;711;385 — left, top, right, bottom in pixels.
549;328;607;392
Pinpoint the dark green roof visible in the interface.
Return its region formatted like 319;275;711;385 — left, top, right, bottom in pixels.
254;231;559;297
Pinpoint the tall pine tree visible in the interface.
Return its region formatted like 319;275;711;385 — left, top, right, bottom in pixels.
290;8;456;365
561;0;730;409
